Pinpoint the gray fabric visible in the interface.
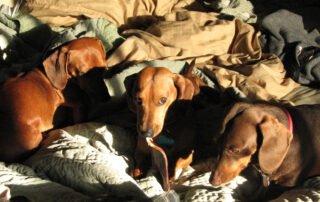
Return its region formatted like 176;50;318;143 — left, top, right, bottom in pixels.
259;9;320;86
0;162;90;202
23;122;163;201
0;12;45;83
0;13;125;84
259;9;320;58
44;18;125;58
201;0;257;23
270;177;320;202
2;120;320;201
294;46;320;85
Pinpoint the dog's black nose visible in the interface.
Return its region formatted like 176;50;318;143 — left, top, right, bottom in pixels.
140;129;154;137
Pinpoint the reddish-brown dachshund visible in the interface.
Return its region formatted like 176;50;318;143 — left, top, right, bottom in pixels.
124;60;206;178
210;102;320;188
0;37;108;162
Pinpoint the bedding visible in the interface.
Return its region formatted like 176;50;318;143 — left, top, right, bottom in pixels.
259;9;320;86
0;0;320;201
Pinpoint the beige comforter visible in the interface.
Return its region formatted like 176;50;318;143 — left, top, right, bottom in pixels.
23;0;299;102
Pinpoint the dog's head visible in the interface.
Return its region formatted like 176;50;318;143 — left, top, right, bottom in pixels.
210;103;293;186
124;66;196;138
42;37;108;90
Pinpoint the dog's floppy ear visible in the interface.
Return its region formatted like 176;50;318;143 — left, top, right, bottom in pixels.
220;102;251;134
173;74;195;100
258;115;293;175
124;73;138;112
42;48;69;90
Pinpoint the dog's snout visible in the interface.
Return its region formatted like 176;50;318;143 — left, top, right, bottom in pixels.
140;129;154;138
210;172;222;186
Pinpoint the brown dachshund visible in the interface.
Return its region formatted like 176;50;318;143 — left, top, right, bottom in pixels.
0;37;108;162
210;102;320;188
124;60;206;178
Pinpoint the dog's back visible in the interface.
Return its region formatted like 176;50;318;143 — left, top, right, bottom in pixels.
0;69;60;162
284;104;320;183
0;37;108;162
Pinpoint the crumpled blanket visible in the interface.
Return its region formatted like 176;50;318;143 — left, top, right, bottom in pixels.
2;117;320;202
0;122;163;201
200;0;257;23
0;12;124;83
22;0;195;28
0;58;318;202
259;9;320;86
0;11;48;83
0;162;90;202
22;0;300;102
106;10;299;101
1;1;320;201
0;118;256;202
43;18;125;59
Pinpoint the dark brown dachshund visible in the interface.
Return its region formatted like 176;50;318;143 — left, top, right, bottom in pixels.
210;102;320;187
0;37;108;162
124;60;206;178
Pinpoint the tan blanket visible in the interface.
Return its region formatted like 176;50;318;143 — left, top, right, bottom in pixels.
23;0;299;102
22;0;194;27
106;10;299;101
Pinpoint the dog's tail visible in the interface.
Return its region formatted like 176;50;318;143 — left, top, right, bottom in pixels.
185;59;196;77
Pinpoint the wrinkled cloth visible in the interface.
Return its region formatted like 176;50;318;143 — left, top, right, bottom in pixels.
22;1;300;101
104;59;216;102
201;0;257;23
259;9;320;86
1;1;320;201
43;18;125;59
22;0;195;28
0;162;90;202
107;10;298;101
282;85;320;105
0;11;51;83
0;13;124;84
270;176;320;202
293;46;320;86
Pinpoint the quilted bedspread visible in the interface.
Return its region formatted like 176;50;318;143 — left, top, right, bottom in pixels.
1;117;320;201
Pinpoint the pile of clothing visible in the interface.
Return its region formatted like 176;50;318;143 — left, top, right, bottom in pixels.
0;0;319;201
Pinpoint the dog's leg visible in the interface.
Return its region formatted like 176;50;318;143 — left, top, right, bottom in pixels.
130;136;152;178
170;150;194;181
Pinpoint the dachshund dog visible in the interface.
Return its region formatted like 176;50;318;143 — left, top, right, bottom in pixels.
124;60;206;178
0;37;108;162
210;102;320;188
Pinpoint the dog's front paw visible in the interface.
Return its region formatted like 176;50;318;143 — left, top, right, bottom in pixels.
130;168;145;179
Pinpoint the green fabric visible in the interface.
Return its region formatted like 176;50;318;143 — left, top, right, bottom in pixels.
0;13;124;84
0;11;45;82
203;0;257;23
14;12;52;52
46;18;125;55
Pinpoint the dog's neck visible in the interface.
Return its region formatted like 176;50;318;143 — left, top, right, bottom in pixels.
164;100;193;126
253;105;294;187
255;103;291;130
273;105;320;187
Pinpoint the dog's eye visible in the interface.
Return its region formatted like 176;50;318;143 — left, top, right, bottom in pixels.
226;145;240;154
136;97;142;105
157;97;167;106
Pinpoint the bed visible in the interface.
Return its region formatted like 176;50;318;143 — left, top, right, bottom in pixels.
0;0;320;201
